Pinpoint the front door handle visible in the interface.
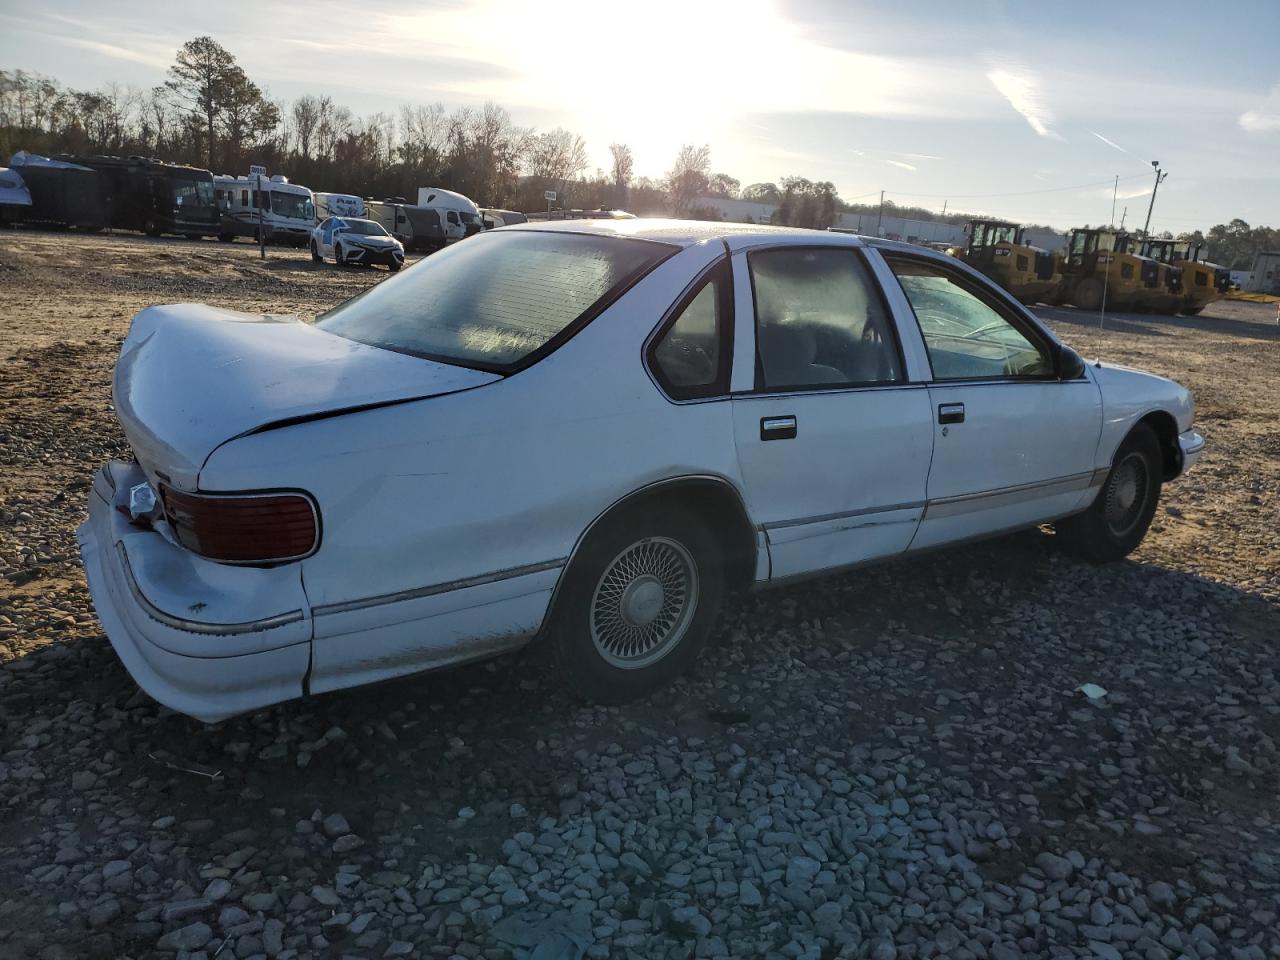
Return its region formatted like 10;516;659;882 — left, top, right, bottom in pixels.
938;402;965;425
760;415;797;441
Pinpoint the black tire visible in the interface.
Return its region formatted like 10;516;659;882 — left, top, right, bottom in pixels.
1056;424;1162;562
1182;305;1203;316
334;242;345;266
551;503;724;703
1072;276;1104;311
143;219;161;238
310;241;322;263
218;233;235;243
387;260;402;272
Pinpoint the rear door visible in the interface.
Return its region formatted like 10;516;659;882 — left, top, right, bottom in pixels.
878;252;1103;548
729;242;935;580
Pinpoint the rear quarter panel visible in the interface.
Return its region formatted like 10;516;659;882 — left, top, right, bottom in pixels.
198;239;740;611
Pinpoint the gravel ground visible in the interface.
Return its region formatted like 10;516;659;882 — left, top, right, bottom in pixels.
1;230;1278;960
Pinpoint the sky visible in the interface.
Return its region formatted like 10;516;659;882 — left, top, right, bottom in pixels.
2;0;1278;232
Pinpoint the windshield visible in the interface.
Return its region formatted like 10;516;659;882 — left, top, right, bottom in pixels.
271;191;313;220
339;219;388;237
173;177;214;208
316;230;674;370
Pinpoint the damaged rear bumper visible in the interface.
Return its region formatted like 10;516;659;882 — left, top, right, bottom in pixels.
77;460;312;723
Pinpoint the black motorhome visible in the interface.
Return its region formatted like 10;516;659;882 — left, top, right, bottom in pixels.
8;152;106;230
68;155;219;237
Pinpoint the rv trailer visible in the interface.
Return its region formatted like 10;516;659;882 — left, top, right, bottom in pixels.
314;192;367;220
69;155;219;237
214;173;315;246
7;152;106;230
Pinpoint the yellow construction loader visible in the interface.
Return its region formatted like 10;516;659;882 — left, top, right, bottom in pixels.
1141;238;1230;315
1059;228;1182;314
949;219;1062;304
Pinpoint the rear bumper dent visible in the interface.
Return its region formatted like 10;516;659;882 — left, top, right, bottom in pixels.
78;460;311;723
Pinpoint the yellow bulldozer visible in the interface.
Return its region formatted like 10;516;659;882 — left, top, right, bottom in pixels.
948;219;1062;304
1141;238;1230;315
1059;228;1182;314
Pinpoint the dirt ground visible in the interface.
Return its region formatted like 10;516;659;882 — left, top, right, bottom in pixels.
0;229;1278;960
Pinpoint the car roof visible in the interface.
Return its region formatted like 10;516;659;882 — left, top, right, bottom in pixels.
501;217;870;250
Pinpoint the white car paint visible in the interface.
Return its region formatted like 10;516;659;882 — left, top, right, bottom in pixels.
79;220;1204;723
310;217;405;269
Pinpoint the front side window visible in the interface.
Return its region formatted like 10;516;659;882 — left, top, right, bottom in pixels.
886;257;1053;380
316;231;674;370
749;247;902;390
173;177;214;208
650;261;730;398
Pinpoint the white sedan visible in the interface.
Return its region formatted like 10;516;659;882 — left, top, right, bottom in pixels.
80;220;1204;723
310;216;404;271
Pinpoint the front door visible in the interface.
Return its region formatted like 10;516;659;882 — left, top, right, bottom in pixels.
880;254;1103;549
730;245;935;580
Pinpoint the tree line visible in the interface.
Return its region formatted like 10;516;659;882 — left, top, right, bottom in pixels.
1;37;1275;264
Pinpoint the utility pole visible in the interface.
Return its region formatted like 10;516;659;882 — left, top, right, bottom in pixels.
941;199;947;218
1109;175;1119;229
1119;206;1127;230
1141;160;1167;237
876;190;885;237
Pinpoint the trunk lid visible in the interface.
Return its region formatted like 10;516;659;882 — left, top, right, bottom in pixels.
114;304;500;490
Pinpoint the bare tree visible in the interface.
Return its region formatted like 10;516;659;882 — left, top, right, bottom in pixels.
290;95;321;160
665;144;711;215
609;142;633;209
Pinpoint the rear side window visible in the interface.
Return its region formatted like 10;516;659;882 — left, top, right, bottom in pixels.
749;247;903;390
649;261;731;399
316;231;675;371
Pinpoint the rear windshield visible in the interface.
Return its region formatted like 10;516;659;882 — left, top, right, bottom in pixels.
315;231;674;371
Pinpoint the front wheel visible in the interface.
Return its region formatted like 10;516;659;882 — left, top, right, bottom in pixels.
551;504;724;703
310;241;322;263
334;242;345;266
387;260;402;272
1056;424;1162;562
143;218;161;238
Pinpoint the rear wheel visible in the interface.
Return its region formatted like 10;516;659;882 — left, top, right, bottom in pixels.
1181;305;1203;316
218;233;235;243
552;504;724;703
1056;424;1162;562
1072;276;1104;311
143;218;161;238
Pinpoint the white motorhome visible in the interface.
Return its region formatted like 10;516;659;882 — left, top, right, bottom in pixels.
416;186;482;243
314;192;367;221
215;173;314;246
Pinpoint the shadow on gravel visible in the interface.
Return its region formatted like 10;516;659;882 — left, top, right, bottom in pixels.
3;528;1278;956
1037;304;1280;341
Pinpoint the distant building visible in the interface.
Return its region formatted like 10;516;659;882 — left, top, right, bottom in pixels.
1243;251;1280;294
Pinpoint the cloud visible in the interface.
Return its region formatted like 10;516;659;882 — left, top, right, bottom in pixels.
1239;84;1280;132
55;37;169;68
986;64;1059;138
885;159;917;171
1089;130;1132;155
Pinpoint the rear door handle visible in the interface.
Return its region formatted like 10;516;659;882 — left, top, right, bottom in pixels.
938;402;965;425
760;416;797;441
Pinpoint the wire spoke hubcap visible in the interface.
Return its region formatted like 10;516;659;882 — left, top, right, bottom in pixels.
1105;452;1149;536
590;537;699;670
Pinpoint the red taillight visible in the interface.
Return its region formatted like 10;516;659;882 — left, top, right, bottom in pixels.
161;488;319;563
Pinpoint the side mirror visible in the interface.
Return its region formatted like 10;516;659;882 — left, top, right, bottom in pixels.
1055;345;1086;380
